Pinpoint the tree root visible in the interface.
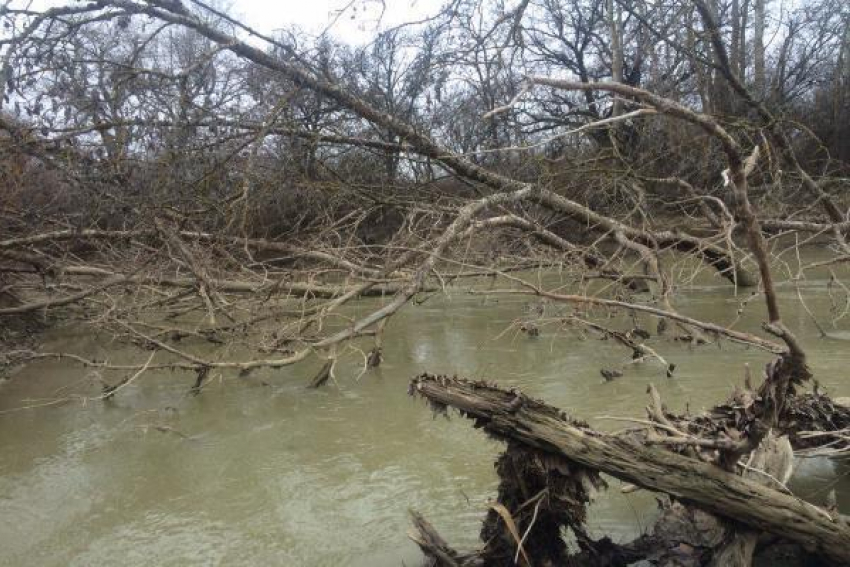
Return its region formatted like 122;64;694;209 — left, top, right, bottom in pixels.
408;373;850;566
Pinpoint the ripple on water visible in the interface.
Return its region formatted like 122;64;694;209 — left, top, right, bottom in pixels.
1;276;849;565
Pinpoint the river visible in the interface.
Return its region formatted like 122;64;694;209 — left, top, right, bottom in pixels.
1;256;849;566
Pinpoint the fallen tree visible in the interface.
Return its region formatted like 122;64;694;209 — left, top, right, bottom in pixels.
4;0;848;391
408;374;850;566
0;2;848;564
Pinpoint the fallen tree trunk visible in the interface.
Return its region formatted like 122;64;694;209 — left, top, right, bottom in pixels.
410;374;850;565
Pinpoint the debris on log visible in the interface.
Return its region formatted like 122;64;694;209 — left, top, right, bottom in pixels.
783;392;850;457
408;373;850;566
480;443;604;565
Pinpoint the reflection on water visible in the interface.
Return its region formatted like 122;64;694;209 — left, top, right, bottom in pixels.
1;264;849;566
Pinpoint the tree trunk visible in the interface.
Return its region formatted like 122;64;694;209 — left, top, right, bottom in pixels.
730;0;741;79
608;0;624;116
410;374;850;565
754;0;766;97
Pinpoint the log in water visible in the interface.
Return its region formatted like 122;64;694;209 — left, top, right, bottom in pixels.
1;269;849;565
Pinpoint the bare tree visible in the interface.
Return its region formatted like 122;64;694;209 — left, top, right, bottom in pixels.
0;1;848;562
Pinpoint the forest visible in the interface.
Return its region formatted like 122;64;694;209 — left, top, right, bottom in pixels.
0;0;849;565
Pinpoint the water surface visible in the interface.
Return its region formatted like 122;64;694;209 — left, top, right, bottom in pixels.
2;260;849;566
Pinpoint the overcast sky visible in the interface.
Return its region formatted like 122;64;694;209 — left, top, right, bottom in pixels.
18;0;443;43
226;0;442;42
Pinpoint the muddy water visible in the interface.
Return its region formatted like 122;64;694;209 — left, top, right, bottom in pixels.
2;259;850;566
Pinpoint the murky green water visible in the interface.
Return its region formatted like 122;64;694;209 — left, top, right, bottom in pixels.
2;255;849;566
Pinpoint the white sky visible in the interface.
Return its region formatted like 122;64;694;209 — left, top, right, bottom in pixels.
16;0;444;44
222;0;442;42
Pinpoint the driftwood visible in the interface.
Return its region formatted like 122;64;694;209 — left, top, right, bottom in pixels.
409;374;850;566
409;511;483;567
308;359;335;388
